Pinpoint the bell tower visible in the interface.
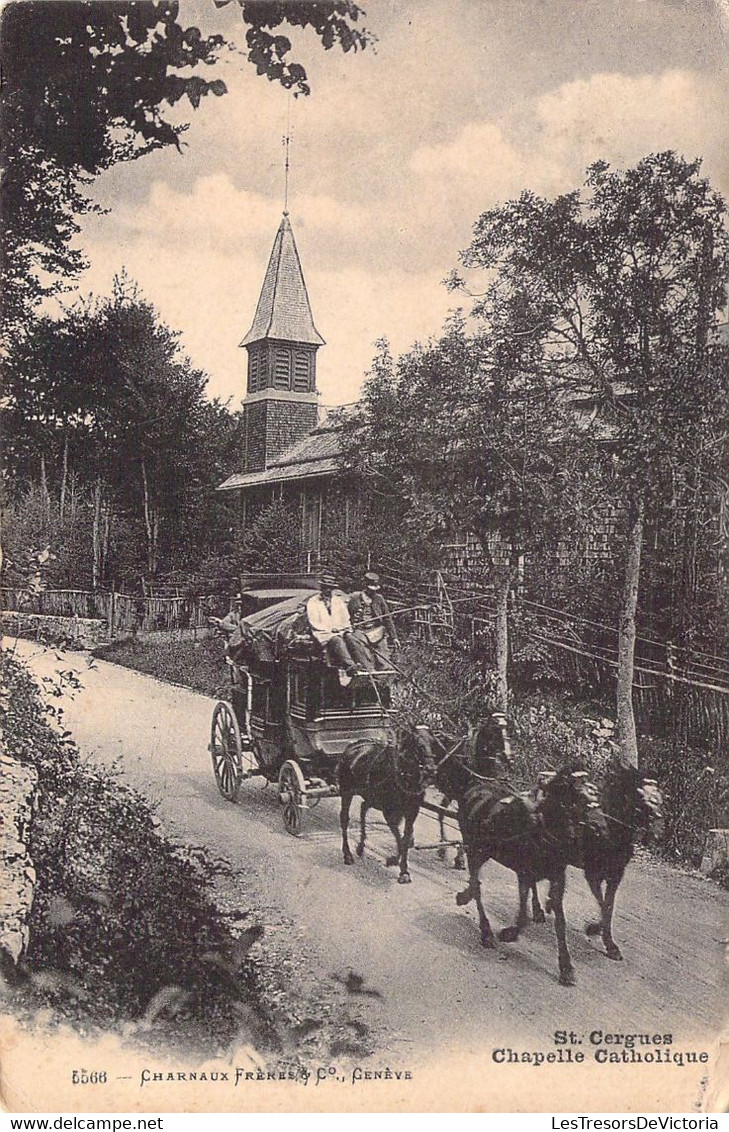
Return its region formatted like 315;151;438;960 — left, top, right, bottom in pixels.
240;212;325;472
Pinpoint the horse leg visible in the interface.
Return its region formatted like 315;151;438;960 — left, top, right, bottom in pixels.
599;875;624;961
383;808;404;869
470;858;496;949
356;801;368;857
437;806;447;861
531;882;546;923
500;874;531;942
584;873;605;938
549;872;576;986
340;791;354;865
397;809;417;884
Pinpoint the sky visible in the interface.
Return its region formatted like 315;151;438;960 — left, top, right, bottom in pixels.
69;0;729;408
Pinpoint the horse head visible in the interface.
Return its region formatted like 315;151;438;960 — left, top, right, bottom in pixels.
428;728;473;800
470;711;512;778
538;764;602;849
603;761;664;844
636;774;664;845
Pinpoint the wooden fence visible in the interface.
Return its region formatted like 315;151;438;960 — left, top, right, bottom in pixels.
0;587;215;638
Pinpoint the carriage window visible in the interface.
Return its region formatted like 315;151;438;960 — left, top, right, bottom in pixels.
355;682;391;709
321;669;354;710
289;665;307;709
318;669;391;711
251;679;268;720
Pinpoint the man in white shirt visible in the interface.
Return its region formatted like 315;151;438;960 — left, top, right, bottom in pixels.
306;572;372;675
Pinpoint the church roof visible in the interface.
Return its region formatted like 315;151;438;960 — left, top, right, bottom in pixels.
240;213;325;347
217;419;343;491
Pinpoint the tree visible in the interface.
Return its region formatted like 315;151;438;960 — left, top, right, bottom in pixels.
461;153;729;763
2;277;248;586
342;319;598;710
0;1;372;329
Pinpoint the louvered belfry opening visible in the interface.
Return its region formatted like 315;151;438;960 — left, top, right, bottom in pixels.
240;213;325;472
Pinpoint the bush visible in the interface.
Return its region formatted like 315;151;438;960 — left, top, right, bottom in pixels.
1;649;250;1032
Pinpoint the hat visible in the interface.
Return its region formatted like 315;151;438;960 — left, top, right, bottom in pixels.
364;571;381;589
319;571;338;588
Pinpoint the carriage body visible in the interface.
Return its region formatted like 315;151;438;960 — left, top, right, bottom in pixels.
210;587;394;833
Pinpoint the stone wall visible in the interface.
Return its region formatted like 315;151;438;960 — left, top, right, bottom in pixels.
1;611;110;649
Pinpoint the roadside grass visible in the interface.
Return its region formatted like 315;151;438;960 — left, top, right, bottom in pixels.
94;634;229;699
0;647;372;1060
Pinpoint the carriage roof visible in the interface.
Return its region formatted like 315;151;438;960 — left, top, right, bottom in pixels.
229;590;316;666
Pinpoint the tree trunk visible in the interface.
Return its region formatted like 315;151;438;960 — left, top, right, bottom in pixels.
92;480;102;591
59;431;69;522
616;496;644;767
493;566;510;713
39;453;51;521
141;460;158;577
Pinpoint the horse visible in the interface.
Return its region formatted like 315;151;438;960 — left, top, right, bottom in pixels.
338;725;435;884
530;762;664;960
430;735;598;986
436;713;512;869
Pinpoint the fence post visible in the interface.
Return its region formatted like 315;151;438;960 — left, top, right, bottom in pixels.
110;588;116;640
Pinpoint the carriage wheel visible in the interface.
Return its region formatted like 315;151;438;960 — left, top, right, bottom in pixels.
278;760;306;837
210;701;244;802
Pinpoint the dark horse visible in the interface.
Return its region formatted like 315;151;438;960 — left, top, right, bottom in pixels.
339;725;435;884
431;734;598;986
531;762;664;960
437;713;512;868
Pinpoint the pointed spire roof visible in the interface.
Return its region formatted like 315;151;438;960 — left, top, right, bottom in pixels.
240;213;325;347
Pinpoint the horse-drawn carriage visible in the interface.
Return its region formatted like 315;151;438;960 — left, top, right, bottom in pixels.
209;589;395;835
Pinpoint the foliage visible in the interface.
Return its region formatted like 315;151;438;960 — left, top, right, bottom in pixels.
459;151;729;656
641;734;729;864
0;0;373;329
2;279;246;585
236;499;305;573
0;648;237;1024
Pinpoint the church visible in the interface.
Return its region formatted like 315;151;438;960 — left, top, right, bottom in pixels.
217;211;357;561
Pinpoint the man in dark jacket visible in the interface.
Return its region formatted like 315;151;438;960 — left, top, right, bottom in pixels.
349;571;400;668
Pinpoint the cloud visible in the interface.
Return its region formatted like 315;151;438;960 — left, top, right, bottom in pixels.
408;70;729;222
533;69;727;191
98;173;370;253
70;60;728;408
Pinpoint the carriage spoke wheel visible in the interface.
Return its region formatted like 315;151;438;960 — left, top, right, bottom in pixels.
278;760;306;837
210;702;244;802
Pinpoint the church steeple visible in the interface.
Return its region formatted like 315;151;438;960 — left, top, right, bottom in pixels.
240;213;324;471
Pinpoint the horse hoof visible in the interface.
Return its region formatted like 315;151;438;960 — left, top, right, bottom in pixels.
356;844;365;858
385;854;399;867
585;921;601;937
343;854;354;866
606;946;623;961
533;910;546;924
499;926;520;943
455;889;472;906
481;934;497;949
559;970;576;987
397;872;412;885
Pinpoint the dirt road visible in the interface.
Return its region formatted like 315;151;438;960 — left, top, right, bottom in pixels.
10;641;729;1111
